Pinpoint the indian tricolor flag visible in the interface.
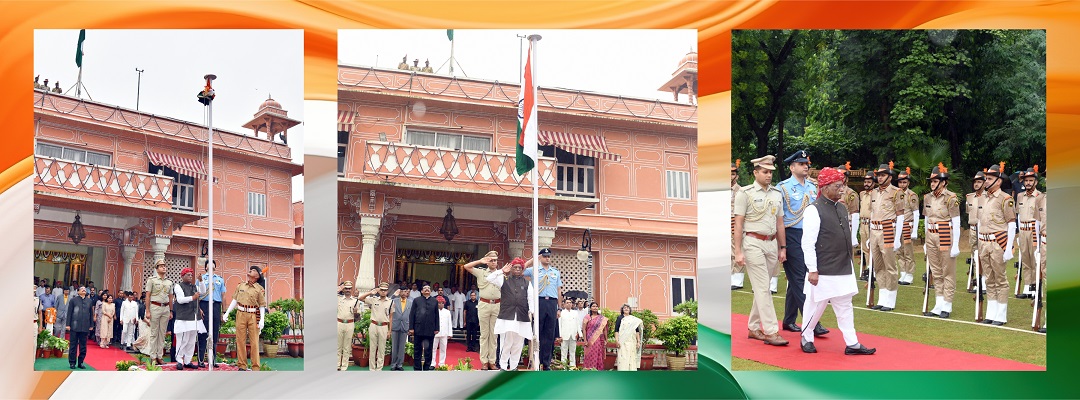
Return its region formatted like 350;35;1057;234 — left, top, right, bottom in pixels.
515;40;538;176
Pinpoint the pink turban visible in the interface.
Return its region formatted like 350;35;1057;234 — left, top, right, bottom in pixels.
817;167;845;187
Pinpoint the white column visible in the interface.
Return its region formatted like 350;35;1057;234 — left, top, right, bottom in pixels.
356;215;381;292
538;228;556;251
151;236;171;263
508;240;525;259
121;244;137;292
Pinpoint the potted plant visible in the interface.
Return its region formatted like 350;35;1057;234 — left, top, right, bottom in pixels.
260;311;289;358
352;309;371;367
46;335;69;358
632;309;660;370
36;330;51;358
404;340;414;365
220;310;237;358
656;315;696;370
270;298;304;357
674;299;698;346
519;344;530;370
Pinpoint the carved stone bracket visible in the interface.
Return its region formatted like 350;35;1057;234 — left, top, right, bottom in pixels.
379;214;398;236
544;204;556;225
383;197;402;215
558;211;572;223
492;222;507;241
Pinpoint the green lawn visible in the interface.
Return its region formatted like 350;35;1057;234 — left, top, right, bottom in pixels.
732;250;1046;370
261;356;303;371
732;357;788;371
34;356;97;371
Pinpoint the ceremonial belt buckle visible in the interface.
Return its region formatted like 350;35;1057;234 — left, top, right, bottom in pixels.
338;318;354;323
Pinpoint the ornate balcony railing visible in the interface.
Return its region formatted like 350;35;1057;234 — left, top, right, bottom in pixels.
34;157;175;208
354;141;556;196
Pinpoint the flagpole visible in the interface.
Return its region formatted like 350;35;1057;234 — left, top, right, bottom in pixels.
450;34;456;76
204;73;217;371
527;34;541;372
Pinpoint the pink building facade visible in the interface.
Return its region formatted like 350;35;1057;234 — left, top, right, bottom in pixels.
337;59;697;318
33;89;303;303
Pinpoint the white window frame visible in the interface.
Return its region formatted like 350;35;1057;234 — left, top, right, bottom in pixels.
671;275;696;314
337;130;349;176
540;145;596;199
35;142;112;167
405;129;491;152
666;170;692;200
248;192;267;217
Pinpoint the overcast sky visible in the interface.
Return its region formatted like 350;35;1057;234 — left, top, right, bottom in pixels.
34;29;305;201
339;29;697;101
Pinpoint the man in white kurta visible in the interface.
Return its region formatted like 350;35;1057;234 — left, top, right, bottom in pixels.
799;167;875;355
120;293;139;350
172;268;206;369
432;298;453;367
557;299;580;367
451;287;466;329
486;258;536;371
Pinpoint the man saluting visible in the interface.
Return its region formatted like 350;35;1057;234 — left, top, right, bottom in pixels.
798;167;875;355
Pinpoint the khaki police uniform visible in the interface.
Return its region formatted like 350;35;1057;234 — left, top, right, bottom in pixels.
869;183;904;293
1016;188;1044;292
734;177;784;336
924;188;961;304
731;181;745;278
144;272;172;361
859;188;873;271
468;254;502;367
336;283;360;370
365;284;392;371
898;187;919;283
977;186;1016;322
233;281;266;370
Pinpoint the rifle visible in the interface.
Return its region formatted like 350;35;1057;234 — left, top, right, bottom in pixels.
1032;226;1043;331
1013;250;1023;297
922;249;933;315
866;240;876;307
974;225;985;322
966;257;975;293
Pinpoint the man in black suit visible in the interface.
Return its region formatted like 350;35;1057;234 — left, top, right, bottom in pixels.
67;287;95;369
409;285;439;371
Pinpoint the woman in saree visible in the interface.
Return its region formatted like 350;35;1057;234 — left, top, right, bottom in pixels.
580;301;608;370
615;304;643;371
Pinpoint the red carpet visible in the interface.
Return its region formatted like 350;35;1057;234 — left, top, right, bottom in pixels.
732;314;1044;371
80;338;137;371
441;340;483;369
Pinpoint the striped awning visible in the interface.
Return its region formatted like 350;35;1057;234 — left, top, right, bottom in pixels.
538;131;620;161
146;151;207;180
338;110;357;132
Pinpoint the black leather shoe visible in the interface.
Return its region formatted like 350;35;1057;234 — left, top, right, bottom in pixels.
1038;327;1046;333
77;364;86;369
731;285;742;290
922;312;938;317
845;344;876;355
992;321;1005;326
771;290;778;294
813;325;829;337
968;288;977;294
870;305;883;310
801;340;817;353
186;363;198;369
177;363;184;370
783;323;801;332
898;281;911;286
981;319;995;324
69;364;76;369
880;307;893;312
939;311;950;319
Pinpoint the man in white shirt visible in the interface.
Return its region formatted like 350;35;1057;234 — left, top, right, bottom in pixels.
120;292;140;351
432;297;453;368
408;282;421;301
172;267;206;369
798;168;875;355
451;287;466;329
487;258;536;371
557;298;581;368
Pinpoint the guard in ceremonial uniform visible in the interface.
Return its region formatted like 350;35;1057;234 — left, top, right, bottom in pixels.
977;163;1017;326
965;171;986;293
1037;181;1047;333
896;168;920;285
732;160;746;290
868;162;905;311
462;251;502;370
922;164;961;318
859;171;876;280
142;259;173;365
836;163;861;252
1015;166;1045;299
361;282;393;371
777;150;828;336
733;155;788;346
336;281;360;371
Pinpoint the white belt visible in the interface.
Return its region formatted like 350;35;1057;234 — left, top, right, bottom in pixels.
238;306;258;313
978;234;998;241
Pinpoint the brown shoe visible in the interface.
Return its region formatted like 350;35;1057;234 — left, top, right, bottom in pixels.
747;329;767;341
480;363;489;370
763;333;789;346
